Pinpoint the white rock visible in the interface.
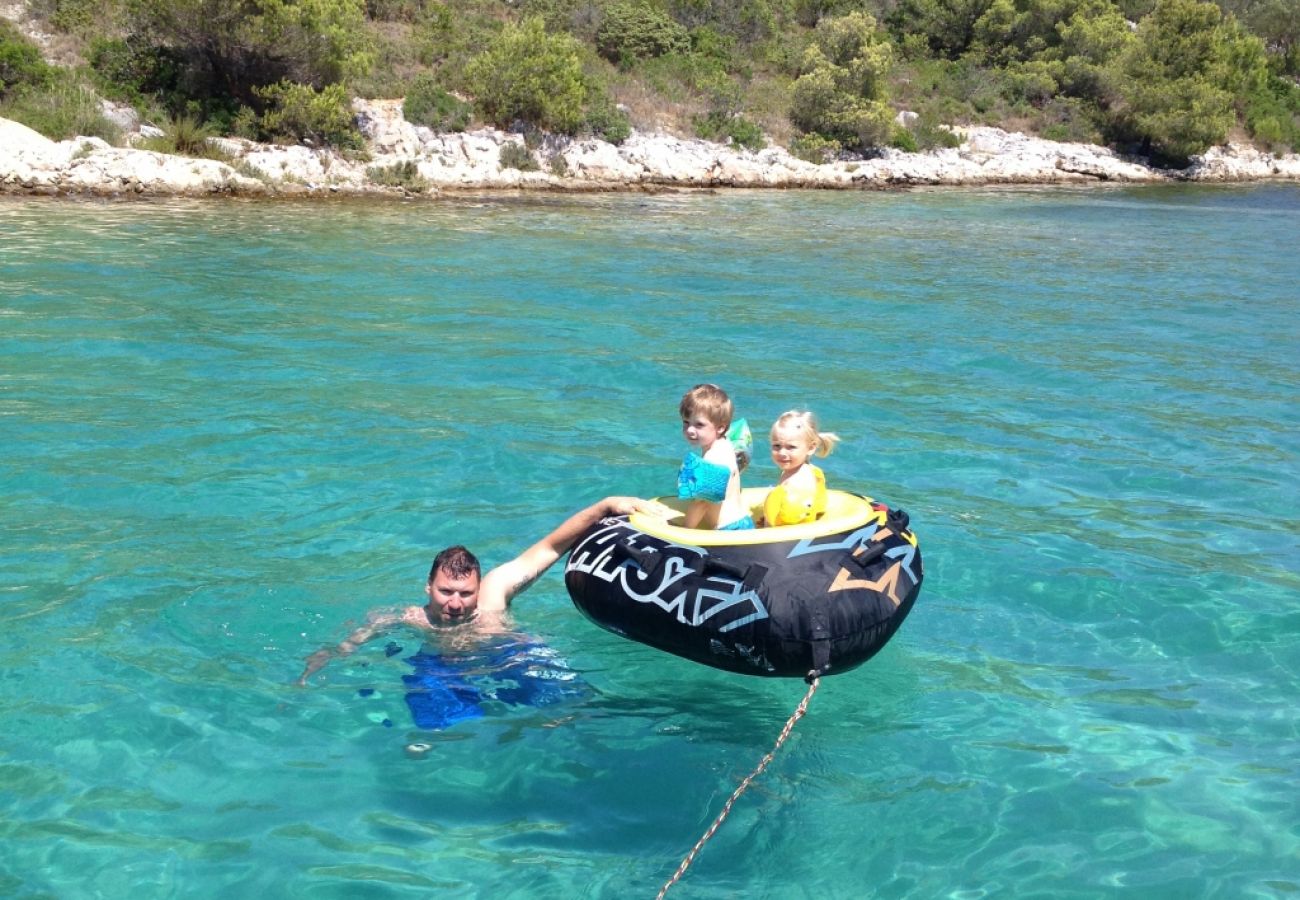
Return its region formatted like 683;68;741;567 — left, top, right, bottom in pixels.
5;100;1300;196
1185;142;1300;181
353;98;423;158
99;100;140;133
0;117;56;156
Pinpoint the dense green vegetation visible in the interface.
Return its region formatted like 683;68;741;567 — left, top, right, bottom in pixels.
2;0;1298;164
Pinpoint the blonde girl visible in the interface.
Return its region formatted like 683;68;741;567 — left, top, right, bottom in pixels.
762;410;840;527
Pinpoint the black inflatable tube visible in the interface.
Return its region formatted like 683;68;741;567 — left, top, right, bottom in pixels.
563;493;922;678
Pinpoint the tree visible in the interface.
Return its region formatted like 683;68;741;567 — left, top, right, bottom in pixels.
1218;0;1300;75
1108;0;1267;162
888;0;995;59
595;1;691;64
790;11;894;149
120;0;373;108
464;16;588;134
1051;2;1136;97
970;0;1122;66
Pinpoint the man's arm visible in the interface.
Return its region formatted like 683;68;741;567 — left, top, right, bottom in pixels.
478;495;659;612
297;616;398;685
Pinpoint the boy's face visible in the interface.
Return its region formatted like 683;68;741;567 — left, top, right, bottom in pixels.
682;414;723;451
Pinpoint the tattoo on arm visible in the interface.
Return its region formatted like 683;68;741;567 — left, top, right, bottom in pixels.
509;570;541;599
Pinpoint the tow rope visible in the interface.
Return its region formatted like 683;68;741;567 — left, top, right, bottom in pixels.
655;674;821;898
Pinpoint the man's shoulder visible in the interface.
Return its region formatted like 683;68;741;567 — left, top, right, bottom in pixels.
477;563;513;612
395;605;432;626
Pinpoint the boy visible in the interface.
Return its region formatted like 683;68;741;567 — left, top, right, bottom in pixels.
677;383;754;530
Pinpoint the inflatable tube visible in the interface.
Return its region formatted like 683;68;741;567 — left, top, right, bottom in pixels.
564;489;922;678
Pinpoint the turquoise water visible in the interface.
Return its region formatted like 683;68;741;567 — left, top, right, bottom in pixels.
2;185;1297;898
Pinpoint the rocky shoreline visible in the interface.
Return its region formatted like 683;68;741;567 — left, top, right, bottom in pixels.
3;98;1300;199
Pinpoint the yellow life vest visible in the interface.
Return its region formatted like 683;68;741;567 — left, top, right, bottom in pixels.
763;465;827;527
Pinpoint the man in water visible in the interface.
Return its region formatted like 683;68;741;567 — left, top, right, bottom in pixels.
297;495;665;685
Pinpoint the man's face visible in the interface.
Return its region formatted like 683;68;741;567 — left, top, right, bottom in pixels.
425;568;481;622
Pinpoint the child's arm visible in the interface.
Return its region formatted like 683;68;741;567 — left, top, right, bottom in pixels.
682;499;716;529
677;442;736;529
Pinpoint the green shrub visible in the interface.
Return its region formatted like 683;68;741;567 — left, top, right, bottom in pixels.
788;131;841;162
727;114;765;149
697;66;742;113
1243;73;1300;151
674;0;775;44
1005;62;1059;107
584;92;633;142
1034;96;1102;144
403;74;472;131
921;108;962;147
231;105;260;139
0;78;120;141
367;159;429;190
1235;0;1300;77
499;140;541;170
548;151;570;175
465;16;587;134
1;20;54;97
689;25;735;65
521;0;587;34
412;2;457;66
255;80;363;149
139;113;219;156
694;110;765;148
886;0;993;60
365;0;427;23
790;12;895;150
596;1;691;64
88;37;183;107
1050;5;1135;99
889;126;918;151
39;0;105;34
637;48;730;101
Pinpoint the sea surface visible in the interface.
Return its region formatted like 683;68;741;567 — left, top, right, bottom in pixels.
1;185;1297;899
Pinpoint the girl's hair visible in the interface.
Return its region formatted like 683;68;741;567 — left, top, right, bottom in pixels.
771;410;840;458
679;383;733;431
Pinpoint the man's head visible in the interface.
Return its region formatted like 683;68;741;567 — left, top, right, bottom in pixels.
425;545;482;622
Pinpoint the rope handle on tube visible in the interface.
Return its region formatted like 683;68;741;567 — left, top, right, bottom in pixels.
616;541;768;594
848;542;889;570
698;557;768;593
614;539;665;580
